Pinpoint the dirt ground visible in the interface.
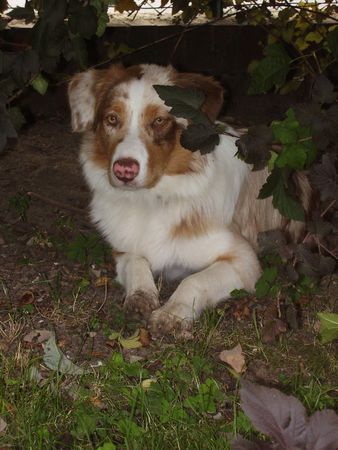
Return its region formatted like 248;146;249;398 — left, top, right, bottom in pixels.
0;114;337;392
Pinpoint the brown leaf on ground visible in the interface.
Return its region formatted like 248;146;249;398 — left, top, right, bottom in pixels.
219;343;246;373
139;328;151;346
18;290;35;305
262;319;287;343
0;417;7;434
95;276;109;287
90;396;107;410
233;304;251;321
23;329;52;344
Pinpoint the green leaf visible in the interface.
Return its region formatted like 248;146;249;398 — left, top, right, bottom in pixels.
8;5;35;22
312;74;337;104
96;11;109;37
8;107;26;131
0;103;18;152
235;125;273;170
248;43;291;94
327;26;338;60
31;73;49;95
275;143;307;170
153;85;206;122
258;169;280;199
118;418;143;439
272;177;305;221
63;36;88;69
271;109;299;144
184;378;223;414
0;17;7;30
181;123;220;154
73;405;99;438
69;5;99;39
317;313;338;343
255;266;278;298
97;444;116;450
259;169;305;221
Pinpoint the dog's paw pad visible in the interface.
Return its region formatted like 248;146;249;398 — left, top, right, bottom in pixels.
148;308;193;337
124;290;159;320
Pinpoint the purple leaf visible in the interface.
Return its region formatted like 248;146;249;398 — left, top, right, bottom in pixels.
306;410;338;450
240;380;308;449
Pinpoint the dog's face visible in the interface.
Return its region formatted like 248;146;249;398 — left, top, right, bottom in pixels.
68;64;223;190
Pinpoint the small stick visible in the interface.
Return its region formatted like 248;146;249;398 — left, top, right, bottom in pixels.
27;191;86;215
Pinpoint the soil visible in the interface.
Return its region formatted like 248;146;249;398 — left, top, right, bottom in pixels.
0;114;337;391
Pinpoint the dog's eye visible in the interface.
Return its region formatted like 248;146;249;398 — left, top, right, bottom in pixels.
153;117;166;126
106;113;119;127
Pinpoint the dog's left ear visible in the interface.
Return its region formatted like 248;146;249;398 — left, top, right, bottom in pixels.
174;72;224;122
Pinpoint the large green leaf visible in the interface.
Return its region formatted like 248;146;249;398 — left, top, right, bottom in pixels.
69;5;98;39
0;102;18;153
31;73;49;95
153;85;206;123
235;125;274;171
272;109;299;144
317;313;338;343
275;143;307;170
259;169;305;221
327;26;338;61
8;5;35;22
181;123;220;154
248;43;291;94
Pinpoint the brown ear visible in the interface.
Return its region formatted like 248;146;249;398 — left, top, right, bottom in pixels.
173;72;224;122
68;64;128;132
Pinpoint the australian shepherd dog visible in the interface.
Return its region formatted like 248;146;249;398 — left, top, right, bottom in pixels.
68;63;310;336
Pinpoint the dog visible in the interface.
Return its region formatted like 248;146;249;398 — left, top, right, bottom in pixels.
68;63;310;336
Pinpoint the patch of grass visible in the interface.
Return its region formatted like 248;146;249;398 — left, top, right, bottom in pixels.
1;309;337;449
8;192;31;221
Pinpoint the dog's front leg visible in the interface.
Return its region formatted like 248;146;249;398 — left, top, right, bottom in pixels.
149;248;260;336
115;253;159;320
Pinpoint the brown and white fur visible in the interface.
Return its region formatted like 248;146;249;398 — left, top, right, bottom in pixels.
68;63;309;336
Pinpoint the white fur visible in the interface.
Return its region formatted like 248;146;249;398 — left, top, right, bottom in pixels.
69;71;96;132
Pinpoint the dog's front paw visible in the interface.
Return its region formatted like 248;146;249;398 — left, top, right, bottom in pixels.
148;306;193;337
124;290;159;321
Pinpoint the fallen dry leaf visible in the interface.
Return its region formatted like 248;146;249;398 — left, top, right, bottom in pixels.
18;290;35;305
139;328;151;346
90;396;107;410
23;329;52;344
141;378;157;390
95;276;109;287
261;319;287;344
0;417;7;434
219;344;246;374
233;304;251;321
108;328;150;349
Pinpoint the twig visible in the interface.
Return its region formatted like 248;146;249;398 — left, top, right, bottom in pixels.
27;191;86;215
318;241;338;260
320;199;336;218
96;278;109;313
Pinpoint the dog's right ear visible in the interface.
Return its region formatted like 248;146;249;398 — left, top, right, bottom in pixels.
68;69;97;132
68;64;127;132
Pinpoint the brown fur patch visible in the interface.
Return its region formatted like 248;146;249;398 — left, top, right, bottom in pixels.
91;99;128;169
171;210;209;238
173;72;224;121
215;253;235;263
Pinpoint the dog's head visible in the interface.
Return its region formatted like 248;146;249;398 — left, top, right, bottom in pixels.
68;63;223;190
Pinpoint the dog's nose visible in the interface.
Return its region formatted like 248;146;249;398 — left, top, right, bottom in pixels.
113;158;140;182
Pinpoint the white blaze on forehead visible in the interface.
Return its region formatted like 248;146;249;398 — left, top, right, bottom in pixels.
112;77;160;184
111;66;176;186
